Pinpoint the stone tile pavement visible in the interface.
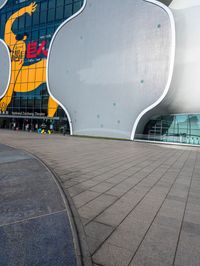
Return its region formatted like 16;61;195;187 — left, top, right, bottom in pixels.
0;130;200;266
0;143;78;266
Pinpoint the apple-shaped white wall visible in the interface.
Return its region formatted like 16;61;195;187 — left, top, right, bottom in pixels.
48;0;174;139
135;0;200;136
166;0;200;113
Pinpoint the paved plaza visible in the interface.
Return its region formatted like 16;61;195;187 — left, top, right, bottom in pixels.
0;130;200;266
0;143;79;266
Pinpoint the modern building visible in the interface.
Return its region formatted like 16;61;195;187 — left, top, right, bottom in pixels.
0;0;200;146
0;0;83;131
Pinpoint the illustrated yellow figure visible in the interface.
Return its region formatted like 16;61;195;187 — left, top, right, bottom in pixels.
0;2;58;117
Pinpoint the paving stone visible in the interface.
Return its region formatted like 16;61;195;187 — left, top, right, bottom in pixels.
129;226;177;266
106;193;173;251
68;185;86;197
81;179;101;188
107;218;150;252
0;211;76;266
166;194;186;203
62;178;80;186
89;182;114;193
154;208;182;228
85;221;114;241
105;182;132;197
0;151;31;164
85;221;114;255
95;190;145;227
73;190;100;208
87;236;102;255
0;160;65;225
168;188;189;199
182;221;200;235
80;217;90;226
188;193;200;206
174;231;200;266
93;242;133;266
156;199;186;220
184;209;200;224
0;144;14;152
182;202;200;213
107;168;141;184
78;194;117;220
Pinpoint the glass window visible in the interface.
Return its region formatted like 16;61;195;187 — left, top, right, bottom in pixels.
40;11;47;24
57;0;64;6
27;98;34;109
65;0;73;4
33;9;39;25
34;98;41;109
175;115;188;135
46;26;54;37
0;13;6;33
41;2;47;11
48;8;55;22
56;6;64;20
41;97;48;108
31;30;39;41
13;97;20;108
189;115;200;137
73;1;82;13
49;0;56;9
39;28;46;39
19;14;25;29
0;0;83;125
64;4;72;18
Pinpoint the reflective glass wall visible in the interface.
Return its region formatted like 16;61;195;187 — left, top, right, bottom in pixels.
0;0;83;130
136;114;200;145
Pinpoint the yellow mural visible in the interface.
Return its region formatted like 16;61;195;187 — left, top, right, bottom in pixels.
0;2;58;117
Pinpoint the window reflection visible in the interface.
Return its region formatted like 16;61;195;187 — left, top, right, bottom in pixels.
139;114;200;145
0;0;83;121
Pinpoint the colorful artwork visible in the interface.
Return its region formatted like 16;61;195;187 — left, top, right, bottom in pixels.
0;0;83;118
0;2;57;116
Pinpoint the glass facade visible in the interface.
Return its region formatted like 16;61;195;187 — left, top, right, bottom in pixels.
136;114;200;145
0;0;83;131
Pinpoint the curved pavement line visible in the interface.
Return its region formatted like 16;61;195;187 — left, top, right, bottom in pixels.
31;151;93;266
0;143;92;266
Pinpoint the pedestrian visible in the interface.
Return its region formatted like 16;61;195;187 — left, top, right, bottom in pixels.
50;123;53;133
25;123;29;131
63;124;67;136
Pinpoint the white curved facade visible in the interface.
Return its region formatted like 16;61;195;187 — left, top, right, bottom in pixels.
165;0;200;114
136;0;200;140
48;0;174;139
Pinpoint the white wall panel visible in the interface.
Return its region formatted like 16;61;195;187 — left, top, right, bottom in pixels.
48;0;173;139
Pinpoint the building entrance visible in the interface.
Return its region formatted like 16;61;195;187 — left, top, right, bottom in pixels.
136;114;200;145
0;116;70;134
